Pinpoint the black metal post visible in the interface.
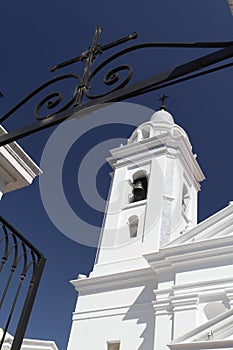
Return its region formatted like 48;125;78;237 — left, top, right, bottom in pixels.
11;257;46;350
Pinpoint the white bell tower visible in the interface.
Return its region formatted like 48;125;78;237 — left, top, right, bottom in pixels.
67;106;205;350
93;107;204;277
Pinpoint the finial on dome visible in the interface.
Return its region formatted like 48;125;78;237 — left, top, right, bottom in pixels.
159;94;169;111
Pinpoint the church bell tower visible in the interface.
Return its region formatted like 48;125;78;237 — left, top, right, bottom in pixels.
67;105;205;350
93;106;204;277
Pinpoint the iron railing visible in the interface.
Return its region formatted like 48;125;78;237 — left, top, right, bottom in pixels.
0;216;45;350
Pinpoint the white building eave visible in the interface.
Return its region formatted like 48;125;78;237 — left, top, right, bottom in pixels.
144;234;233;276
0;125;42;194
21;338;59;350
165;202;233;247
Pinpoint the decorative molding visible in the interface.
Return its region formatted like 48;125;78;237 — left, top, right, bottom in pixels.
71;267;156;293
153;278;233;317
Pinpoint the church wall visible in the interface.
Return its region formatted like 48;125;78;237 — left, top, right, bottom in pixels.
68;280;156;350
67;314;146;350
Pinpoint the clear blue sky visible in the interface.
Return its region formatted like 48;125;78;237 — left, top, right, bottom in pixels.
0;1;232;350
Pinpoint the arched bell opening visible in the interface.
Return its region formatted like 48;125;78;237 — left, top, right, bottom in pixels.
130;170;148;203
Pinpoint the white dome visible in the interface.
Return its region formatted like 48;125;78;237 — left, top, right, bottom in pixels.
150;109;174;124
127;107;189;144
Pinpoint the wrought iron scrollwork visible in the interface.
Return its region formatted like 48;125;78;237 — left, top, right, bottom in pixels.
84;43;162;99
86;64;133;99
33;74;80;120
0;27;232;146
0;74;80;124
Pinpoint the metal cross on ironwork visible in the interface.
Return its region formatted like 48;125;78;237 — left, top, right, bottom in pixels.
50;26;137;106
72;26;102;106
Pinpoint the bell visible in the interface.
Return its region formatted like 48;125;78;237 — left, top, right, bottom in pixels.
133;180;145;202
133;180;143;190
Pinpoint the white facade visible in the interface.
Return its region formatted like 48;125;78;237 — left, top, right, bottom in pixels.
67;108;233;350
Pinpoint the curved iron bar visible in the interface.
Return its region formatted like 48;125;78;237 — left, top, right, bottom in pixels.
118;60;233;100
0;241;27;309
0;226;9;273
11;258;45;350
0;74;80;124
0;235;18;308
86;64;133;99
85;41;233;99
0;242;30;309
0;217;43;261
26;251;40;289
0;245;33;348
1;276;26;348
0;239;19;271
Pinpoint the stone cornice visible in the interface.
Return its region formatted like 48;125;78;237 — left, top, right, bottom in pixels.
70;267;156;294
107;133;204;189
153;277;233;314
144;235;233;275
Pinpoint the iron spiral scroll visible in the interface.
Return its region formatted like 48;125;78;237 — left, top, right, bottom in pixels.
0;74;81;123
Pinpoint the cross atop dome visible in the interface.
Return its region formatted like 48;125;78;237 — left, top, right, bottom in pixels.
158;94;169;110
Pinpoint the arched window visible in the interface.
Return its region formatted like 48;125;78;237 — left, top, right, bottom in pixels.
128;124;152;143
130;171;148;203
141;126;151;139
182;183;189;212
128;215;139;238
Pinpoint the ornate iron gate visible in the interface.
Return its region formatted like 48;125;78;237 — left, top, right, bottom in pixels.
0;216;45;350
